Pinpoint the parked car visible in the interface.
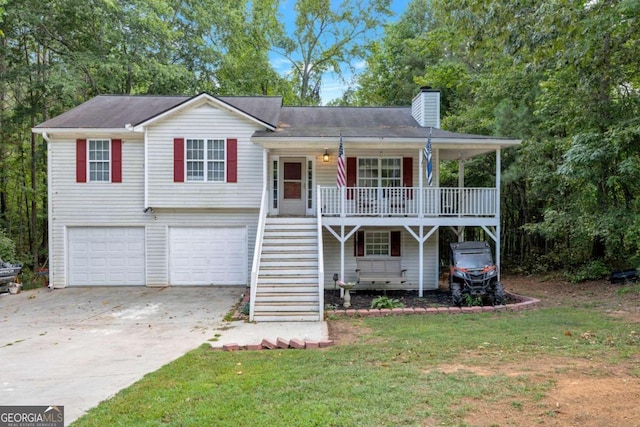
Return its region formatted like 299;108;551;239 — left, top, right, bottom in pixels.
449;241;505;306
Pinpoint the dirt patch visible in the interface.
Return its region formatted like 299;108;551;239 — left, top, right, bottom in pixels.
327;274;640;426
327;318;370;346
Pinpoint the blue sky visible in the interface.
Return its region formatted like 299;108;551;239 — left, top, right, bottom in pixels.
273;0;409;104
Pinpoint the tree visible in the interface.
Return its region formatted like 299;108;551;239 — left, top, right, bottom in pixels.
271;0;392;105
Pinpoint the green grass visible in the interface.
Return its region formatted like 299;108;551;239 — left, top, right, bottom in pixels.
72;308;639;426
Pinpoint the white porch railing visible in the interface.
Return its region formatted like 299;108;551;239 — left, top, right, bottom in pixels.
319;186;497;217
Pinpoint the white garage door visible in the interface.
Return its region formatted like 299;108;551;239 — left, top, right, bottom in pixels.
170;227;247;285
68;227;145;286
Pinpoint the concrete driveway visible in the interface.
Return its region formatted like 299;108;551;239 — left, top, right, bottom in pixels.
0;286;242;425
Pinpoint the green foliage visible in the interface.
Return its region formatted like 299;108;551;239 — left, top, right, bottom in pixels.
567;260;610;283
370;295;405;309
0;229;16;262
240;302;250;316
355;0;640;272
271;0;392;105
462;293;482;307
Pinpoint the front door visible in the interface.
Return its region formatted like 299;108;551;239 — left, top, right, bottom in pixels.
280;157;306;215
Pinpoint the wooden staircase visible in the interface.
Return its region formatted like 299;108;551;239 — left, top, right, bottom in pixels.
252;217;321;321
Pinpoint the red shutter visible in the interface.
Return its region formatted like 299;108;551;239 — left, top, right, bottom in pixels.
346;157;357;200
76;139;87;183
227;138;237;183
111;139;122;183
402;157;413;200
173;138;184;182
354;230;365;257
390;231;401;257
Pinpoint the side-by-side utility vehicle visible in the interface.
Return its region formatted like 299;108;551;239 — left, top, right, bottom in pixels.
449;241;505;306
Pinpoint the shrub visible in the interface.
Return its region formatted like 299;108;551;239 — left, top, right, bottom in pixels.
371;295;405;309
0;229;17;262
568;260;610;283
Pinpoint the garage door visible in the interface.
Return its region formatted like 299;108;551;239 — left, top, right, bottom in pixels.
68;227;145;286
169;227;247;285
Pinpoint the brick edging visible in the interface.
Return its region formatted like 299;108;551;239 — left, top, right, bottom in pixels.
325;292;540;318
217;293;539;352
217;338;335;352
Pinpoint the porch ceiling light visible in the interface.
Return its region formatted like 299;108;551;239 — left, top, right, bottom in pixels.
323;148;330;162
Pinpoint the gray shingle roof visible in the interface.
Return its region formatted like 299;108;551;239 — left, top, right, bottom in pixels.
34;94;514;142
253;106;504;140
35;95;190;129
34;94;283;129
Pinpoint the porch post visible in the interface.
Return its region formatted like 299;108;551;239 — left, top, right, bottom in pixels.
496;148;501;280
340;224;345;283
458;159;465;241
418;225;424;296
418;148;423;217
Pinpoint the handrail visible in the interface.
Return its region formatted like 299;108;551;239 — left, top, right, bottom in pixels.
249;151;269;321
316;185;325;321
318;186;497;217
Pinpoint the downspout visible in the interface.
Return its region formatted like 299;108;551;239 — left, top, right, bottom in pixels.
41;132;54;288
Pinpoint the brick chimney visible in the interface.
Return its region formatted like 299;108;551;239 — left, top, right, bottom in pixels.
411;87;440;128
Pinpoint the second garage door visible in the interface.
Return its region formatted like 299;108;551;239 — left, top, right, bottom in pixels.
169;227;247;285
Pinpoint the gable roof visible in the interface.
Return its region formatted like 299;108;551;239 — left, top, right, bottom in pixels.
33;94;520;149
34;94;283;130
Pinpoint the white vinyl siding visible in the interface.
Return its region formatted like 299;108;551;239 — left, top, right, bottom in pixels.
321;228;439;290
146;103;265;208
47;133;259;288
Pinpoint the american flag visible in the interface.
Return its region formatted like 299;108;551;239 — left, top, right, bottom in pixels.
337;133;346;188
424;127;433;186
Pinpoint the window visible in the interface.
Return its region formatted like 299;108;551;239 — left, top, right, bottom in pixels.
365;231;390;256
358;158;401;187
186;138;225;182
355;230;401;257
89;139;110;182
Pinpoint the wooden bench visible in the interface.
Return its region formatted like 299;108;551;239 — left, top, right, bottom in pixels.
356;258;407;289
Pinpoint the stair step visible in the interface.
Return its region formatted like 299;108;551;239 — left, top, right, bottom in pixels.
255;293;319;303
254;303;320;312
266;217;317;224
259;262;318;268
256;285;318;293
256;274;317;280
252;313;321;322
260;250;317;257
262;238;317;245
262;246;317;253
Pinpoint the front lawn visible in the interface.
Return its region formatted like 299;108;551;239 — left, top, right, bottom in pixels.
72;304;640;426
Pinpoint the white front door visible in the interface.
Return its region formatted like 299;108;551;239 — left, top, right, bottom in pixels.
279;157;307;215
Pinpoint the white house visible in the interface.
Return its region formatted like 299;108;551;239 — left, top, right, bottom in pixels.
33;88;520;321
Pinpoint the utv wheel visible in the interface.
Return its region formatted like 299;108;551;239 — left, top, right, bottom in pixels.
451;283;462;307
494;282;505;305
